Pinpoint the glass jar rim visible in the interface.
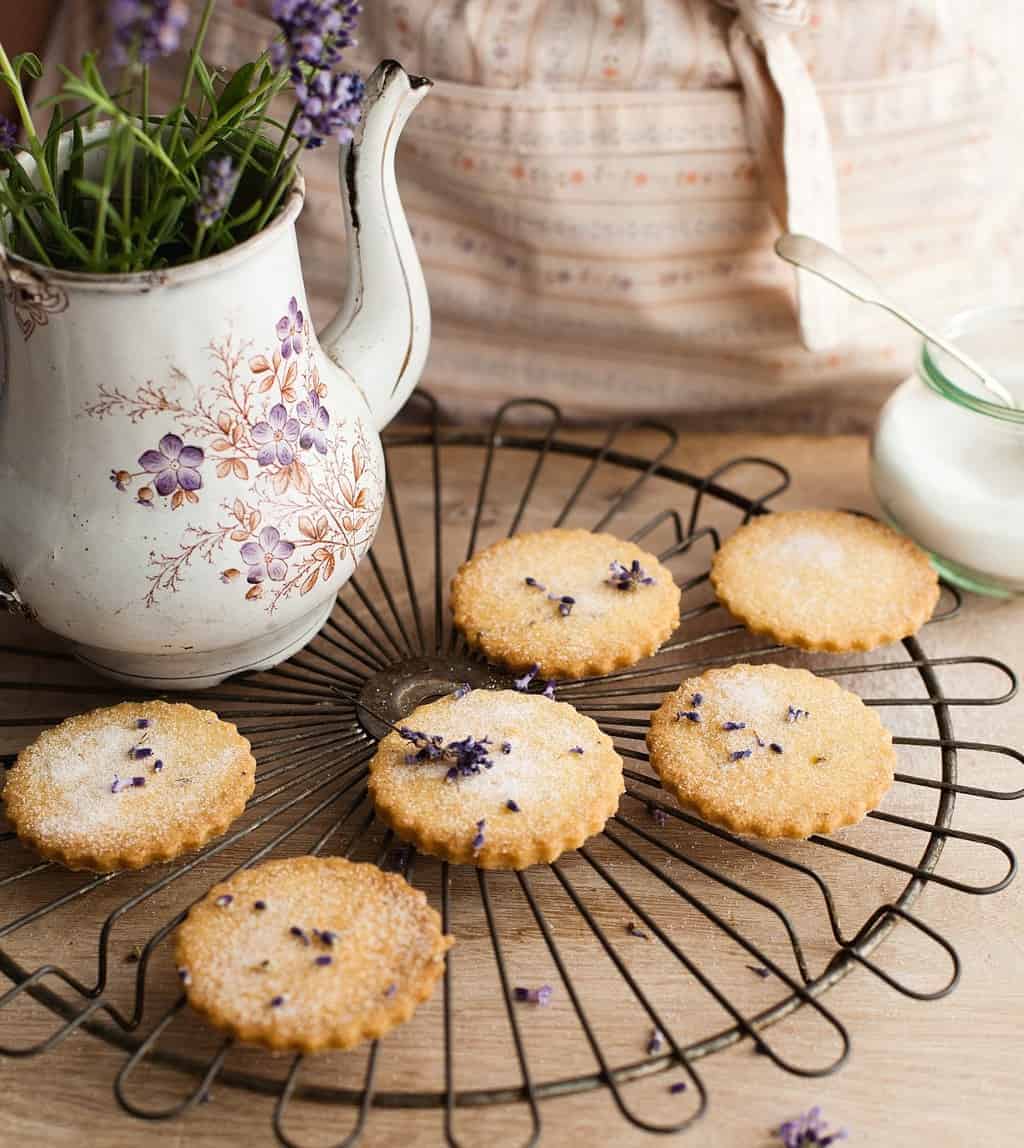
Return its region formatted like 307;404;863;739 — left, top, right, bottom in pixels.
919;304;1024;425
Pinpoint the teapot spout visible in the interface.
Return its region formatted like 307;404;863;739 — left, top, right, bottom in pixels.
318;60;432;431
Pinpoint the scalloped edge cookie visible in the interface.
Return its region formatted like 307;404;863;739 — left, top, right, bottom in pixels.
369;689;624;868
3;700;255;871
646;663;896;839
175;857;453;1052
710;509;939;653
450;528;681;678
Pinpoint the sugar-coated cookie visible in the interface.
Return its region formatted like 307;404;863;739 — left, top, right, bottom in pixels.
646;663;895;839
369;689;624;868
710;509;939;652
3;701;255;871
175;857;452;1052
450;528;681;678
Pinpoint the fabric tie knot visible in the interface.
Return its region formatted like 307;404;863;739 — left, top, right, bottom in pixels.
717;0;809;41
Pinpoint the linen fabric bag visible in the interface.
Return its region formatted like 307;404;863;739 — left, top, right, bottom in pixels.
45;0;1023;428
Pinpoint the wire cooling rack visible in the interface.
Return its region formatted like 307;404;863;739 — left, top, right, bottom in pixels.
0;392;1021;1147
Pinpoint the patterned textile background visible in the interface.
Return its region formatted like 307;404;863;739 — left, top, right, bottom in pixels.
44;1;1024;428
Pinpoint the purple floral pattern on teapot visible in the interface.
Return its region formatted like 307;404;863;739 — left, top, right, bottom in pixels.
86;296;384;612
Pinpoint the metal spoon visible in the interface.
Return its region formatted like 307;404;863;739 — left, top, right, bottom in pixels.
775;233;1017;409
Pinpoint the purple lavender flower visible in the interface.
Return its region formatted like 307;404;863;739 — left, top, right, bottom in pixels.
399;729;495;779
252;403;301;466
270;0;361;72
513;664;539;691
548;593;575;617
293;69;365;149
195;155;237;228
646;1027;665;1055
542;680;557;700
109;0;190;65
608;559;656;591
241;526;296;583
276;296;305;359
296;390;330;453
0;115;17;152
776;1107;847;1148
111;774;146;793
138;433;204;496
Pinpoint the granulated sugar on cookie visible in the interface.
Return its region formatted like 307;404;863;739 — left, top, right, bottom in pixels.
3;701;255;871
175;857;452;1052
450;528;681;679
710;509;939;652
369;689;624;868
646;663;895;839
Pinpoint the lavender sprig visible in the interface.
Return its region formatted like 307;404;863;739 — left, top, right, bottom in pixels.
646;1027;665;1055
399;729;496;781
270;0;361;73
0;115;17;152
775;1106;847;1148
292;69;365;149
608;559;655;590
195;155;238;228
109;0;190;66
676;710;701;723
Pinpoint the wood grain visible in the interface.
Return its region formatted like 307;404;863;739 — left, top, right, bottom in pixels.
2;430;1022;1148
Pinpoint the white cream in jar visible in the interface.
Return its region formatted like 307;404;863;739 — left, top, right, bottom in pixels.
871;306;1024;597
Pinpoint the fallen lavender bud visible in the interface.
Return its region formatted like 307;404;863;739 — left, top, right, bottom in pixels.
513;984;553;1006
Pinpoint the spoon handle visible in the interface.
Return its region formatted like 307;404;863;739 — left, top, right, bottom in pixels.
877;301;1017;409
774;233;1016;410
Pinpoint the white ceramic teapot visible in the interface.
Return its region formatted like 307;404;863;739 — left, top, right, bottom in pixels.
0;61;431;688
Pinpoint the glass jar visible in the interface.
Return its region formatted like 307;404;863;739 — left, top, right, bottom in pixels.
871;305;1024;597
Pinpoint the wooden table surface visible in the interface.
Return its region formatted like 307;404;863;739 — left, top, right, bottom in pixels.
2;429;1022;1148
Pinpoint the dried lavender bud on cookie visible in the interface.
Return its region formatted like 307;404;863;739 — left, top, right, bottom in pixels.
3;701;255;871
369;689;624;868
646;663;895;839
175;857;452;1053
450;528;680;679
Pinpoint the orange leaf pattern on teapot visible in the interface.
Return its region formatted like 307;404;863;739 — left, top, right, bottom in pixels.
84;298;383;612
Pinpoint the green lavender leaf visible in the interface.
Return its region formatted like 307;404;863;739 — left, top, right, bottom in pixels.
218;63;256;115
